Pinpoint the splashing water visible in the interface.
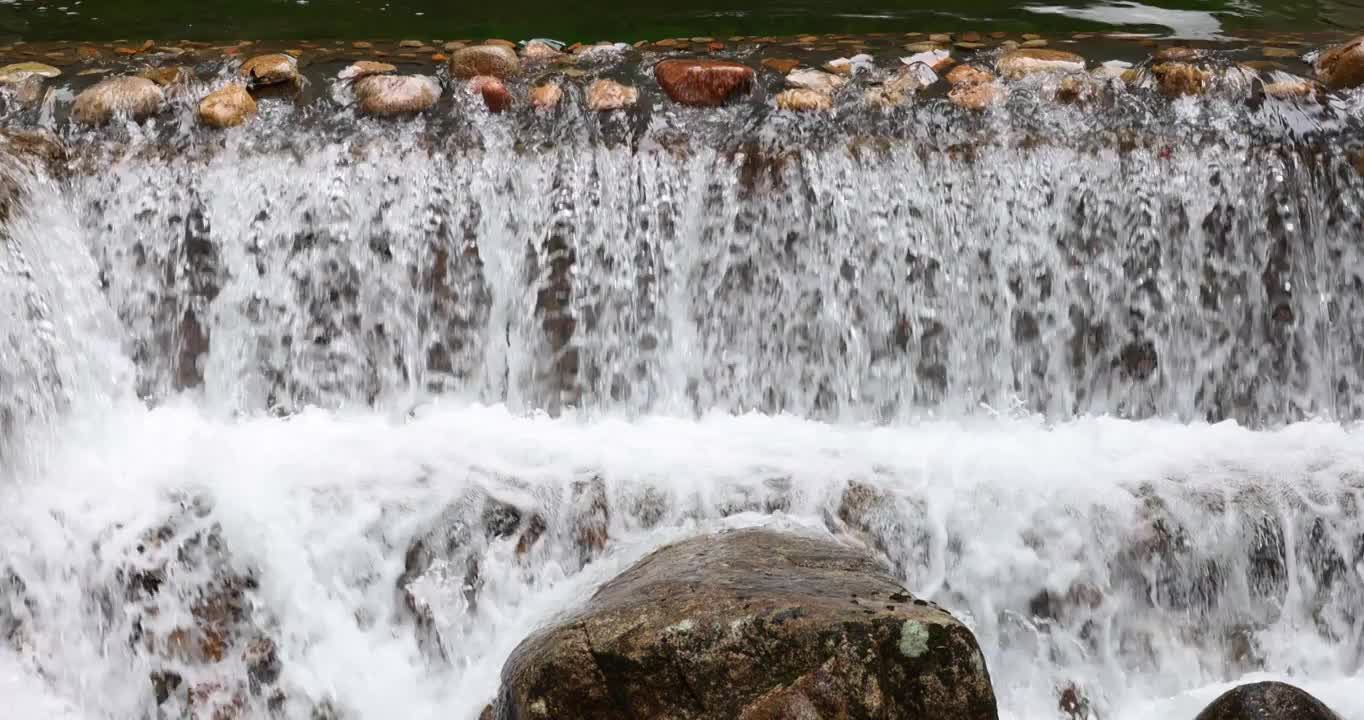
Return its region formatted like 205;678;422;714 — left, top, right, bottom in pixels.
1;54;1362;720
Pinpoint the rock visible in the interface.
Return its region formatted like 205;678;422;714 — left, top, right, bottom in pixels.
1262;46;1300;59
521;40;564;61
1264;77;1319;99
1092;60;1133;81
775;88;833;111
529;82;562;110
197;84;257;128
137;66;190;86
338;60;395;80
785;67;845;94
865;64;937;107
1155;46;1202;62
823;53;874;75
399;39;425;48
998;48;1085;78
570;475;610;562
449;44;520;79
495;529;998;720
353;74;441;115
1151;62;1210;96
1021;39;1049;48
585;79;637;111
0;62;61;81
468;75;511;112
240;53;299;86
950;80;1002;110
903;48;953;72
71;76;166;125
761;57;800;75
1055;75;1100;104
1194;681;1341;720
654;58;754;106
946;64;994;86
1313;35;1364;90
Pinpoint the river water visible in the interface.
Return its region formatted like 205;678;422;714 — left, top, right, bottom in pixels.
1;56;1363;719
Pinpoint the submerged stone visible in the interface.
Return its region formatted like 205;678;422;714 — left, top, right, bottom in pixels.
998;48;1086;78
494;529;998;720
946;64;994;87
585;79;637;111
950;80;1003;110
521;40;564;61
785;67;845;94
197;84;257;128
529;81;562;110
654;58;754;106
240;53;299;86
1313;35;1364;90
1194;681;1341;720
776;87;833;111
353;74;441;115
1151;62;1210;96
71;75;165;125
0;62;61;81
468;75;511;112
761;57;801;75
449;44;520;79
338;60;396;80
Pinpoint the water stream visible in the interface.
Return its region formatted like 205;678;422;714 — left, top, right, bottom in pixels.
1;55;1362;719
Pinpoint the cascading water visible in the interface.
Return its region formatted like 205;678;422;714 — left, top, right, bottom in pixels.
1;42;1363;720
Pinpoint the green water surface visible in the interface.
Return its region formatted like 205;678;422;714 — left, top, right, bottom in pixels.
0;0;1360;43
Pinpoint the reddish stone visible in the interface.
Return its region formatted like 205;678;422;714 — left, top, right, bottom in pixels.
469;75;511;112
654;58;755;106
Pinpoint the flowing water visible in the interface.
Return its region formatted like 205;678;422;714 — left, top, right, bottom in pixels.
1;48;1363;720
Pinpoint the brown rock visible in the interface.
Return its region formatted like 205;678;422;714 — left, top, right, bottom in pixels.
1151;62;1210;96
585;79;637;111
1264;77;1319;99
521;40;564;61
77;46;101;60
399;40;424;48
71;75;165;125
529;82;562;110
1194;681;1341;720
197;84;256;128
1262;46;1300;59
1155;46;1202;61
449;44;520;79
137;66;190;86
468;75;511;112
761;57;801;75
785;67;846;93
338;60;396;80
239;53;299;86
654;58;754;106
1314;35;1364;90
946;64;993;86
949;81;1002;110
495;529;998;720
997;48;1085;78
353;74;441;115
865;64;938;107
775;87;833;111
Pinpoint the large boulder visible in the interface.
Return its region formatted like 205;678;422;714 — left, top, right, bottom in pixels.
353;74;441;115
1194;681;1340;720
494;528;998;720
449;45;520;79
240;53;300;87
197;84;257;128
71;76;165;125
585;79;638;111
1313;35;1364;90
654;58;755;106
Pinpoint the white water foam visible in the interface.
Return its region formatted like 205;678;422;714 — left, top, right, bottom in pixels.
2;402;1362;719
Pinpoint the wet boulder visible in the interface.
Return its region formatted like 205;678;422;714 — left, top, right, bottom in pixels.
950;80;1003;110
338;60;396;80
353;74;441;115
240;53;300;87
785;67;846;94
468;75;512;113
1194;681;1340;720
449;45;520;79
654;58;755;106
494;528;998;720
1313;35;1364;90
71;76;166;125
775;87;833;111
529;82;562;110
997;48;1086;78
1151;62;1211;96
197;84;257;129
585;79;638;111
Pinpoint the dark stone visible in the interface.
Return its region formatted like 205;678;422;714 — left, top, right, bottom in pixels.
1194;681;1340;720
495;528;998;720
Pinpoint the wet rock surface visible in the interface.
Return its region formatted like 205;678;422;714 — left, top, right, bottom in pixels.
353;74;440;115
1313;34;1364;90
240;53;299;87
198;83;257;128
494;528;998;720
654;58;755;106
71;75;164;124
1194;682;1341;720
585;78;637;110
449;44;520;79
